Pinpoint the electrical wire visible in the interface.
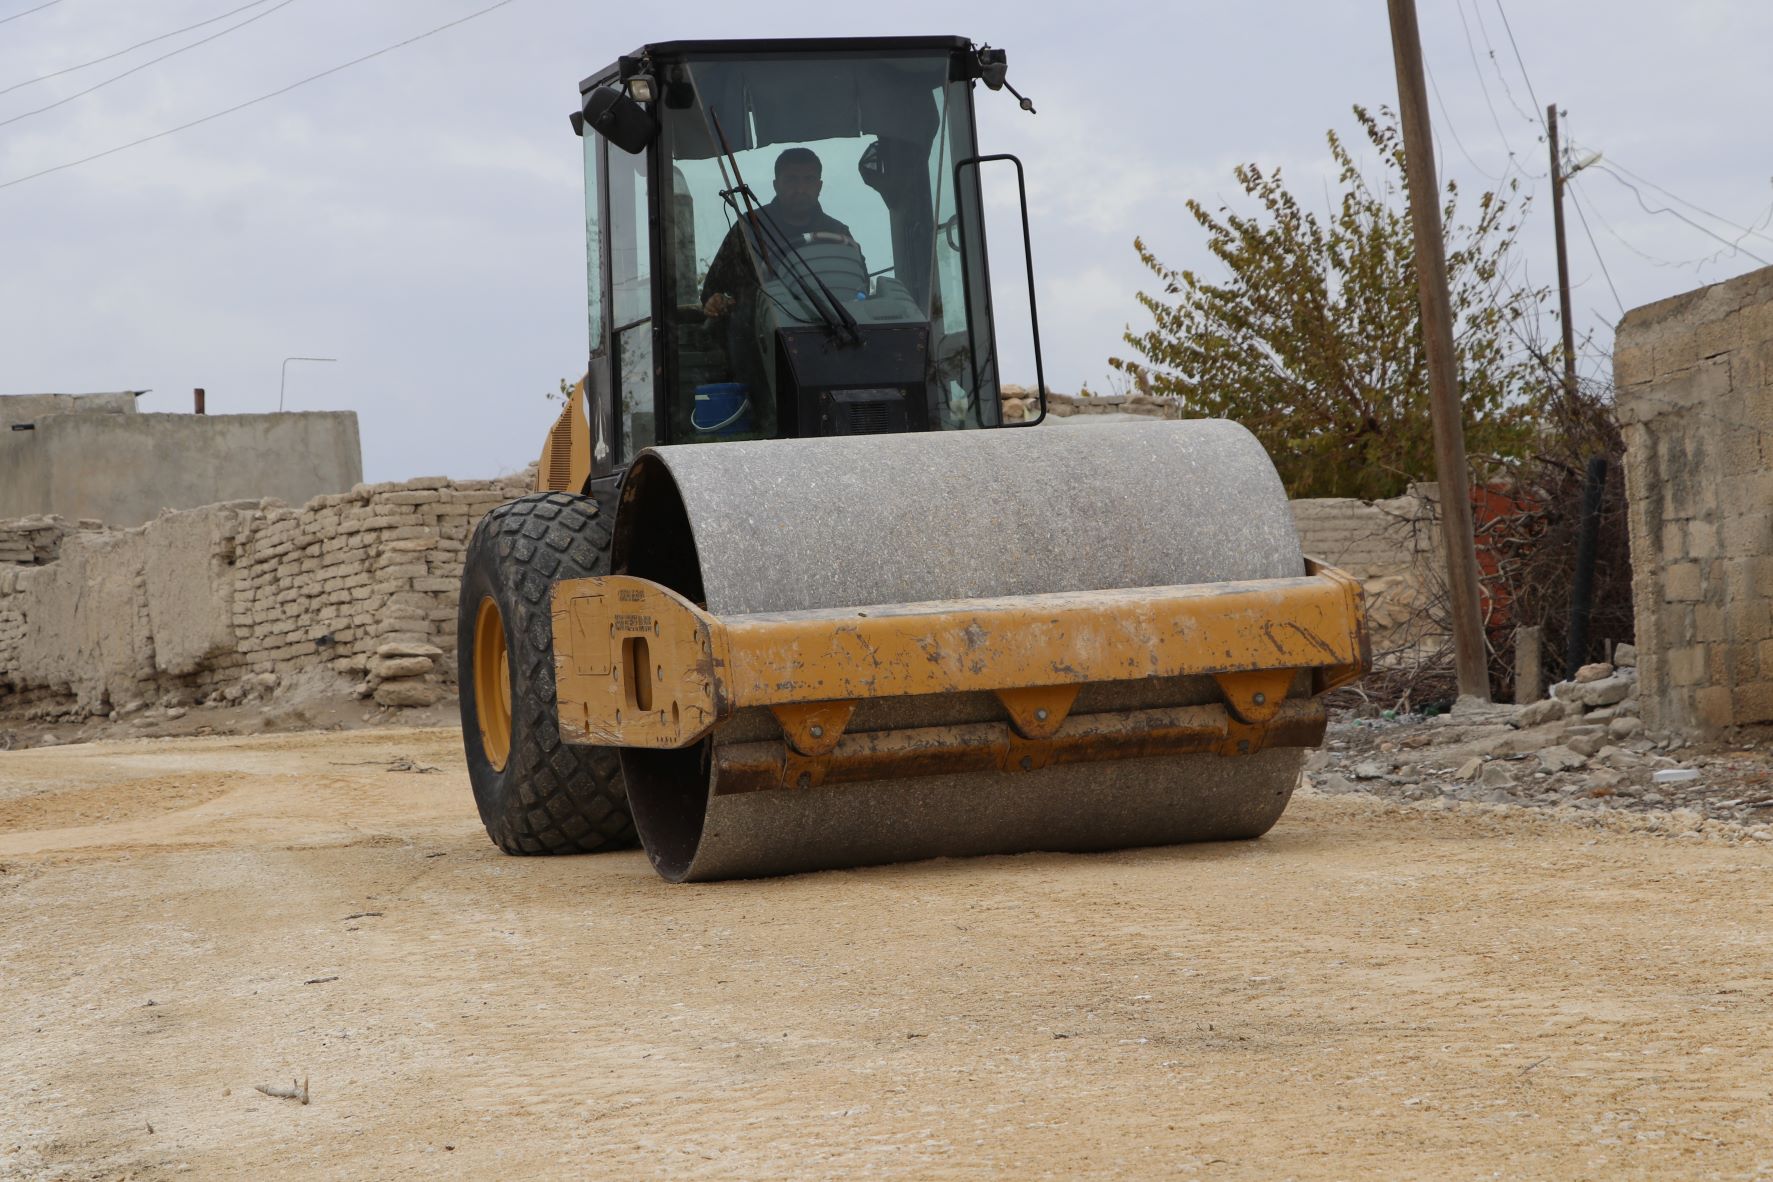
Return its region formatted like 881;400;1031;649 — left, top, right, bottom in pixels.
1449;0;1543;184
1490;0;1547;134
1466;0;1542;132
0;0;277;97
1568;175;1761;273
0;1;60;26
1451;0;1515;150
0;0;300;130
0;0;520;192
1564;180;1626;316
1587;164;1772;267
1600;156;1773;248
1425;60;1506;185
1567;179;1692;269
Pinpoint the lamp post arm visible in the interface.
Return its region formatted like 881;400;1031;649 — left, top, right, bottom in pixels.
279;357;337;411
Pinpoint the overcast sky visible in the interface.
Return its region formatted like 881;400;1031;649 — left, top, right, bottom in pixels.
4;0;1770;483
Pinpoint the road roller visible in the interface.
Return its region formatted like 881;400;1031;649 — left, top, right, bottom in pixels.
459;36;1370;881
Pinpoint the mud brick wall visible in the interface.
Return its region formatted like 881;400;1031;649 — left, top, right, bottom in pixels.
0;474;530;719
1;447;1446;717
1615;265;1773;731
0;516;80;565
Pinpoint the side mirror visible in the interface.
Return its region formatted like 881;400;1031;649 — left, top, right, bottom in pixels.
581;86;658;155
954;154;1047;428
975;47;1008;91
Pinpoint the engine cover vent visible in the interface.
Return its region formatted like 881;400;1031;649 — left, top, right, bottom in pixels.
822;388;908;436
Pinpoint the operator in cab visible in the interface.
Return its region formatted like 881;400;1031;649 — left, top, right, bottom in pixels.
700;147;862;319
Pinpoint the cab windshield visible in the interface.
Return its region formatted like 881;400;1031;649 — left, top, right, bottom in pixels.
655;50;998;440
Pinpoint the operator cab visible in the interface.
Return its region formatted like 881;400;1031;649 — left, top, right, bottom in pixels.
572;36;1045;475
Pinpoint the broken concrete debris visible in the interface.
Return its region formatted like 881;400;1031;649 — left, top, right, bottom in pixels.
1314;660;1772;835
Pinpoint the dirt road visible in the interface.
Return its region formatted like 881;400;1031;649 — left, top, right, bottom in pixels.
2;728;1770;1180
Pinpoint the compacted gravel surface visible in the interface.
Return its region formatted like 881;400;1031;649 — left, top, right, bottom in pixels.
2;726;1771;1180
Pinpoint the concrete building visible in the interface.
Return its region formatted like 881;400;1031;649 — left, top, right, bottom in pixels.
1615;265;1773;731
1;392;361;527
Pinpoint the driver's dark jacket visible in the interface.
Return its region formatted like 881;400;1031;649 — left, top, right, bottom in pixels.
699;200;857;307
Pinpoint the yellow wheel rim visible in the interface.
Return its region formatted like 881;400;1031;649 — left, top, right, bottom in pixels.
473;596;513;772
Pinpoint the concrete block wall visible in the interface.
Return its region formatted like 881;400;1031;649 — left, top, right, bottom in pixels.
0;409;363;527
1291;486;1445;656
1615;264;1773;731
1290;487;1442;579
0;473;531;719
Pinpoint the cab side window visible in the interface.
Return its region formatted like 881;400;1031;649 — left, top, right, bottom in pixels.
608;147;655;456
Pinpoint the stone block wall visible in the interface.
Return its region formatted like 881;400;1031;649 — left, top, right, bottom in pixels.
1006;389;1178;421
1615;265;1773;731
0;472;532;720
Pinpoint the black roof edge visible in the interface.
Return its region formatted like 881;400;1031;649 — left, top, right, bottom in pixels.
578;35;975;96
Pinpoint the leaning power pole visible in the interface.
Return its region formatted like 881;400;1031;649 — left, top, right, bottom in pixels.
1386;0;1492;702
1547;103;1579;411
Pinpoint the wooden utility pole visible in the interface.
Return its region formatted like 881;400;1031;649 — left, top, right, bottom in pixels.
1386;0;1492;702
1547;103;1578;409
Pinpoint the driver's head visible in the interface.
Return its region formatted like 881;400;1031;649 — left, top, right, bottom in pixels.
772;148;823;221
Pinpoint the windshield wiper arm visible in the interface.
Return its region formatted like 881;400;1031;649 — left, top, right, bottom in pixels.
706;109;861;345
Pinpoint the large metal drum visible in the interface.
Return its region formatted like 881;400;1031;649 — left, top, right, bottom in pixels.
611;419;1308;882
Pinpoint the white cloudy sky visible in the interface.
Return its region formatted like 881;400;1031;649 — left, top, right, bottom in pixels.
3;0;1770;482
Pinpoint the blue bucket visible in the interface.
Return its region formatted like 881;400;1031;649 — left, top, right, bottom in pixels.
691;383;753;435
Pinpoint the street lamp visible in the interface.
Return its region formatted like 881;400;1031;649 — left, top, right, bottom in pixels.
1567;149;1603;177
279;356;337;411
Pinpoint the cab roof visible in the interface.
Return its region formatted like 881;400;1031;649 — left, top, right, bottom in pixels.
579;35;975;95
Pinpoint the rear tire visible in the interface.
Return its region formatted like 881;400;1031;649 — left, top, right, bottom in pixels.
458;490;636;854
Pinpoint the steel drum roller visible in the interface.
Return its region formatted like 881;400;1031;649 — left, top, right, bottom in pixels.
608;420;1313;882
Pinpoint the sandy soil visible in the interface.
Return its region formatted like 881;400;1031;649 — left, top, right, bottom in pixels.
1;727;1770;1181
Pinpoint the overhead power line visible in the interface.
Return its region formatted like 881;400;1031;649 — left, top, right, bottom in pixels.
1563;181;1625;316
1601;156;1773;248
1424;59;1506;184
1452;0;1515;149
1466;0;1541;132
1571;174;1773;273
1568;180;1699;270
0;0;300;130
0;1;61;27
0;0;520;192
1491;0;1547;135
1588;164;1772;268
0;0;277;97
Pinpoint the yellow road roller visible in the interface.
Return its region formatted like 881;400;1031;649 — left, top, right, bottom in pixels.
459;36;1369;881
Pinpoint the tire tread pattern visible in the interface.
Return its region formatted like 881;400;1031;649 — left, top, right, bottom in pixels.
459;490;636;855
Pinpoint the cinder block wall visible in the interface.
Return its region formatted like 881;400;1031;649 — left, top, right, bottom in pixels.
1290;486;1443;579
1614;265;1773;731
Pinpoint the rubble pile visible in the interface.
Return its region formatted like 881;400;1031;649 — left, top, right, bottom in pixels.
1313;642;1773;838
